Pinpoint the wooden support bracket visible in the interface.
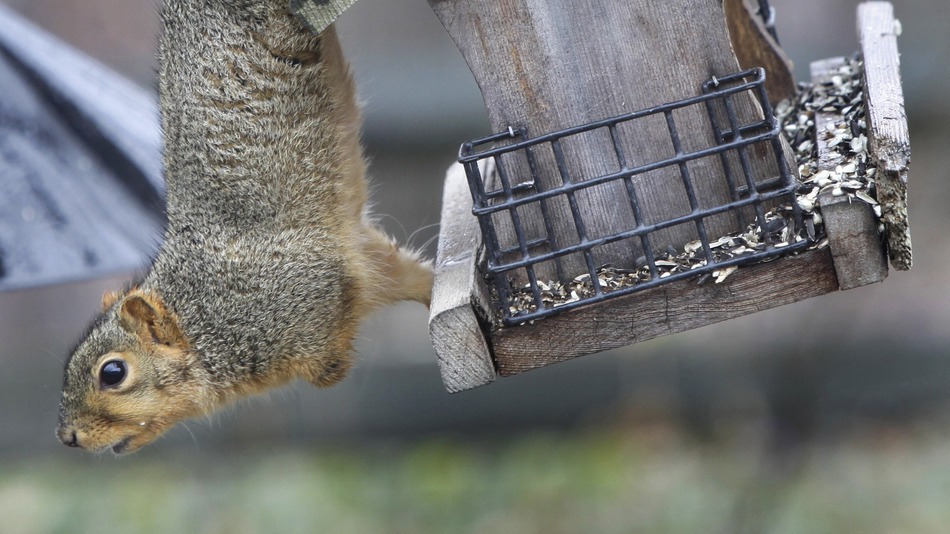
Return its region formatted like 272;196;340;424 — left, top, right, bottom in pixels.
811;57;888;290
428;162;496;392
857;2;912;270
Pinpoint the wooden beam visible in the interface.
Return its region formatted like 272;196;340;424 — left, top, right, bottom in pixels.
428;162;497;393
811;57;887;290
491;248;840;376
857;2;911;270
724;0;796;104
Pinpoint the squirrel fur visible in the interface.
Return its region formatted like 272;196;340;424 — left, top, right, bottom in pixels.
56;0;433;454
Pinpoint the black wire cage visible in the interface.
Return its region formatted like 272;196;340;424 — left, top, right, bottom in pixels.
460;67;809;326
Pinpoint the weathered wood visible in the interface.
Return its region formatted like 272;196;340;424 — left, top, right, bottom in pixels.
724;0;796;104
857;2;911;270
492;248;840;376
811;58;888;290
429;162;497;393
428;0;789;281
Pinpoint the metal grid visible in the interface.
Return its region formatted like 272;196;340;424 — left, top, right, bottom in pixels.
460;68;807;325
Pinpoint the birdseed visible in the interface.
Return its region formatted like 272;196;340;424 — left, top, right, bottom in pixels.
503;56;878;321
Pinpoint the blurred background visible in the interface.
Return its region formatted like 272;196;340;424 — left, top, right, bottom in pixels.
1;0;948;532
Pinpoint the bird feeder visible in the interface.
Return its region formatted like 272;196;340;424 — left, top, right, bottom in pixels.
428;1;911;392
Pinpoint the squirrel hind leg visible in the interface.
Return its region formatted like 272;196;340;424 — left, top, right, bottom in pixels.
358;228;434;310
302;355;353;388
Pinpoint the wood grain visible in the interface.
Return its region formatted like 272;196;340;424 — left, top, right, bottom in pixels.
724;0;796;104
425;1;859;387
428;0;788;281
428;162;497;393
857;2;912;270
811;58;888;290
492;248;840;376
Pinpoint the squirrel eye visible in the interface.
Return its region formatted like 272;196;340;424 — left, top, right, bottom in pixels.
99;360;127;389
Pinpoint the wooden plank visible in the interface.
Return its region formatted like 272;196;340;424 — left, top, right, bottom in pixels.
724;0;796;104
811;58;888;290
857;2;912;270
492;248;840;376
428;0;791;281
428;162;497;393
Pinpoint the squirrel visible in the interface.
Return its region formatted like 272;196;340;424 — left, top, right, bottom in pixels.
55;0;433;454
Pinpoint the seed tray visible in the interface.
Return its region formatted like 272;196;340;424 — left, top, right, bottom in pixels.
461;68;807;325
501;55;881;322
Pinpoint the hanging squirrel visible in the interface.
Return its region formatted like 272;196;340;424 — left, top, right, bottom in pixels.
56;0;433;454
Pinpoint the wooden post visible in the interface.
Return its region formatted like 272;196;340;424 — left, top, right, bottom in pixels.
857;2;911;270
429;162;497;392
427;0;791;281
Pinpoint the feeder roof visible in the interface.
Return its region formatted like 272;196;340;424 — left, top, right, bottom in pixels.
0;5;164;291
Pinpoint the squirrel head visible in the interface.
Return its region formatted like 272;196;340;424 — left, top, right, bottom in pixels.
57;288;212;454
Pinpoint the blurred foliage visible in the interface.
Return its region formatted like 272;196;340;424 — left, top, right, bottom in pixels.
4;420;950;534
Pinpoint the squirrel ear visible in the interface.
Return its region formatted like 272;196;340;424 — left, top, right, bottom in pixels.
119;290;187;349
101;290;122;311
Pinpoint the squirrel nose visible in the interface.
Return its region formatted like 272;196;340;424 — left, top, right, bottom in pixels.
56;425;81;448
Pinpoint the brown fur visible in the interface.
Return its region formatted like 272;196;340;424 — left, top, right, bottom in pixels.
56;0;432;454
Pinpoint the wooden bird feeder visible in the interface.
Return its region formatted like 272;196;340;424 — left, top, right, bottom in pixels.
428;1;912;392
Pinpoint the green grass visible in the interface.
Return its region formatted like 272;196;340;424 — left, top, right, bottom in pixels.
4;422;950;534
